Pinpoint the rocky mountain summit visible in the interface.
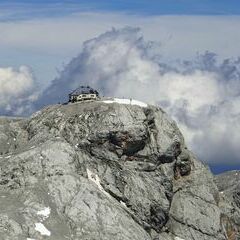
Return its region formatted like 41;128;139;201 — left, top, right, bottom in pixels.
0;100;239;240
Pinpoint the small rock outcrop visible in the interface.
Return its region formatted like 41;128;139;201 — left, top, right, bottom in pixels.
0;101;238;239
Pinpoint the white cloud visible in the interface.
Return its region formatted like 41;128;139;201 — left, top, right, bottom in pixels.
38;27;240;166
1;12;240;89
158;71;221;113
0;66;38;115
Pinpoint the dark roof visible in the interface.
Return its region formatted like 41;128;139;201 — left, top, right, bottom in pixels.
69;86;99;96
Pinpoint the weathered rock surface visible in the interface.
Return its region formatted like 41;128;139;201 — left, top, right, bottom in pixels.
0;101;237;239
215;171;240;240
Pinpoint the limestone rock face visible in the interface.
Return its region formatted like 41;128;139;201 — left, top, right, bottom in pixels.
215;171;240;240
0;101;236;239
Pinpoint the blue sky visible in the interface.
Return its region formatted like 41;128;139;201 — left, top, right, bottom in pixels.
0;1;240;174
1;0;240;21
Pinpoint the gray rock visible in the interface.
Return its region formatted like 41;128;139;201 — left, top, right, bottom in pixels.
0;100;237;239
215;171;240;239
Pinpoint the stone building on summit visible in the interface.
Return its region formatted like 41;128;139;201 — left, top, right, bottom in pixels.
69;86;99;103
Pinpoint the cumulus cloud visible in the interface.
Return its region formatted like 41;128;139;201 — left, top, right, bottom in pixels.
0;66;38;116
2;14;240;89
36;27;240;166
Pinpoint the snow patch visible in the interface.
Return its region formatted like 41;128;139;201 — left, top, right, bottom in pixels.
175;237;185;240
120;201;127;208
5;155;11;159
102;98;147;108
86;169;111;198
37;207;51;221
35;223;51;236
74;144;79;149
27;238;36;240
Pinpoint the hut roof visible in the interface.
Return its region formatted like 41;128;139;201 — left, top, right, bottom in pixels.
69;86;99;96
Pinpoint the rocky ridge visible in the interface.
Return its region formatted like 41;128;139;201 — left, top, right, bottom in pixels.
0;100;239;240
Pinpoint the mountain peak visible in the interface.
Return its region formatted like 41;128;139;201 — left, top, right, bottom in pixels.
0;101;239;239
